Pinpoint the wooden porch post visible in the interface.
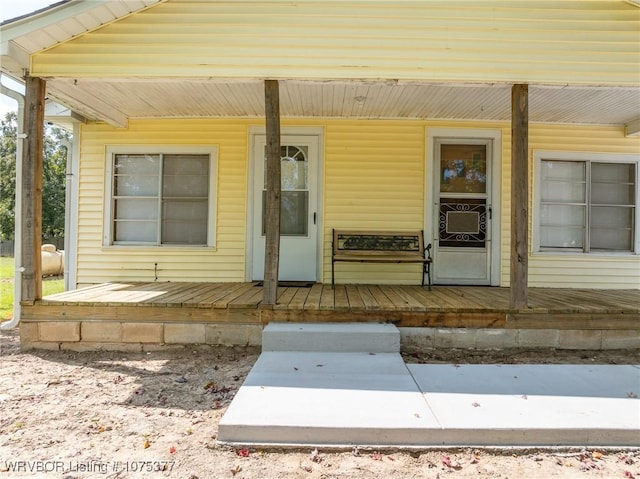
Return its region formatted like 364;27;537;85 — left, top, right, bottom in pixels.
510;84;529;309
21;76;46;302
263;80;281;305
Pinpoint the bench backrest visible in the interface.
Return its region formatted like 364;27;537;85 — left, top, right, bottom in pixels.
333;230;424;256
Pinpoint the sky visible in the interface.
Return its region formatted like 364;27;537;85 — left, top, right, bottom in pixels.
0;0;57;117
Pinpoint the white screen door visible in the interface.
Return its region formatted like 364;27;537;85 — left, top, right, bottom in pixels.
434;140;492;284
251;135;319;281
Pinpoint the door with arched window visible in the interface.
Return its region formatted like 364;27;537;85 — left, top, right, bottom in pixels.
250;134;320;281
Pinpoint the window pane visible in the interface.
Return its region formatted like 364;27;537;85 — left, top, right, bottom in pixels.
114;153;160;196
591;163;635;205
161;199;208;244
115;175;159;196
261;191;308;236
281;146;308;190
540;204;585;248
541;161;585;203
114;198;157;220
262;145;309;190
281;191;308;235
163;155;209;197
440;144;487;194
590;206;633;251
115;154;160;175
114;221;157;243
163;154;209;175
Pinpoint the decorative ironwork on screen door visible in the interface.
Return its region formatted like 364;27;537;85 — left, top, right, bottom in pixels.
439;199;486;247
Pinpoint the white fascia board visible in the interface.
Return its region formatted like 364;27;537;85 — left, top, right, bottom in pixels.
45;100;87;125
625;118;640;137
0;42;31;76
0;1;110;43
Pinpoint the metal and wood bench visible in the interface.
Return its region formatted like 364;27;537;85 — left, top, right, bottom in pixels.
331;229;432;289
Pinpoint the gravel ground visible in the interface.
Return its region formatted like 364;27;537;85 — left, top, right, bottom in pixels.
1;328;639;479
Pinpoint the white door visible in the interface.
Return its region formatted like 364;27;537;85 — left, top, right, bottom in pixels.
251;135;320;281
433;140;493;284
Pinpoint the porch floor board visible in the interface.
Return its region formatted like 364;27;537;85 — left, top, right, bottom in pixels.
25;282;640;331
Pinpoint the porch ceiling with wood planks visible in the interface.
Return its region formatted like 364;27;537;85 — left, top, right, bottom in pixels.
43;78;640;129
2;1;638;129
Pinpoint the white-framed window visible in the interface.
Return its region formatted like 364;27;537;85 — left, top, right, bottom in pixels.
533;151;639;254
104;146;217;247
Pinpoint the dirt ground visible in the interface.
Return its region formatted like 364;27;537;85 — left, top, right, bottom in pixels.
1;328;638;479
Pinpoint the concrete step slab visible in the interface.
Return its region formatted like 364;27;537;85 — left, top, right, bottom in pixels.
408;364;640;447
261;322;400;353
219;343;640;447
218;352;438;446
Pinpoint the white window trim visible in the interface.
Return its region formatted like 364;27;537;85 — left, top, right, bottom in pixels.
533;150;640;256
103;145;218;248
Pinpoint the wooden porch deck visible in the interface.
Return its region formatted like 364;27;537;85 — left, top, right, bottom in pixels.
23;282;640;330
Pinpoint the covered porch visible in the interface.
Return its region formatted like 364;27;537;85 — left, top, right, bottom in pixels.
2;1;639;350
20;282;640;350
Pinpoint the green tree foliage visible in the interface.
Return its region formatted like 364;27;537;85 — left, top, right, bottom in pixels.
0;112;17;240
0;111;71;240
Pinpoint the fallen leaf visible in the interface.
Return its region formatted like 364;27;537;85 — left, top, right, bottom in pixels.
442;455;462;470
204;381;216;391
230;465;242;476
624;471;635;479
143;439;150;449
618;454;634;465
310;448;322;463
237;448;250;457
169;445;176;454
592;451;603;460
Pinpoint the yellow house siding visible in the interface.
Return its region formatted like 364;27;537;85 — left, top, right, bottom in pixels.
500;123;640;289
323;120;426;284
31;1;640;87
76;119;248;284
76;118;639;288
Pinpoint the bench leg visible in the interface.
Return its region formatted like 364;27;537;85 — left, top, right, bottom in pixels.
332;260;335;289
423;263;432;291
